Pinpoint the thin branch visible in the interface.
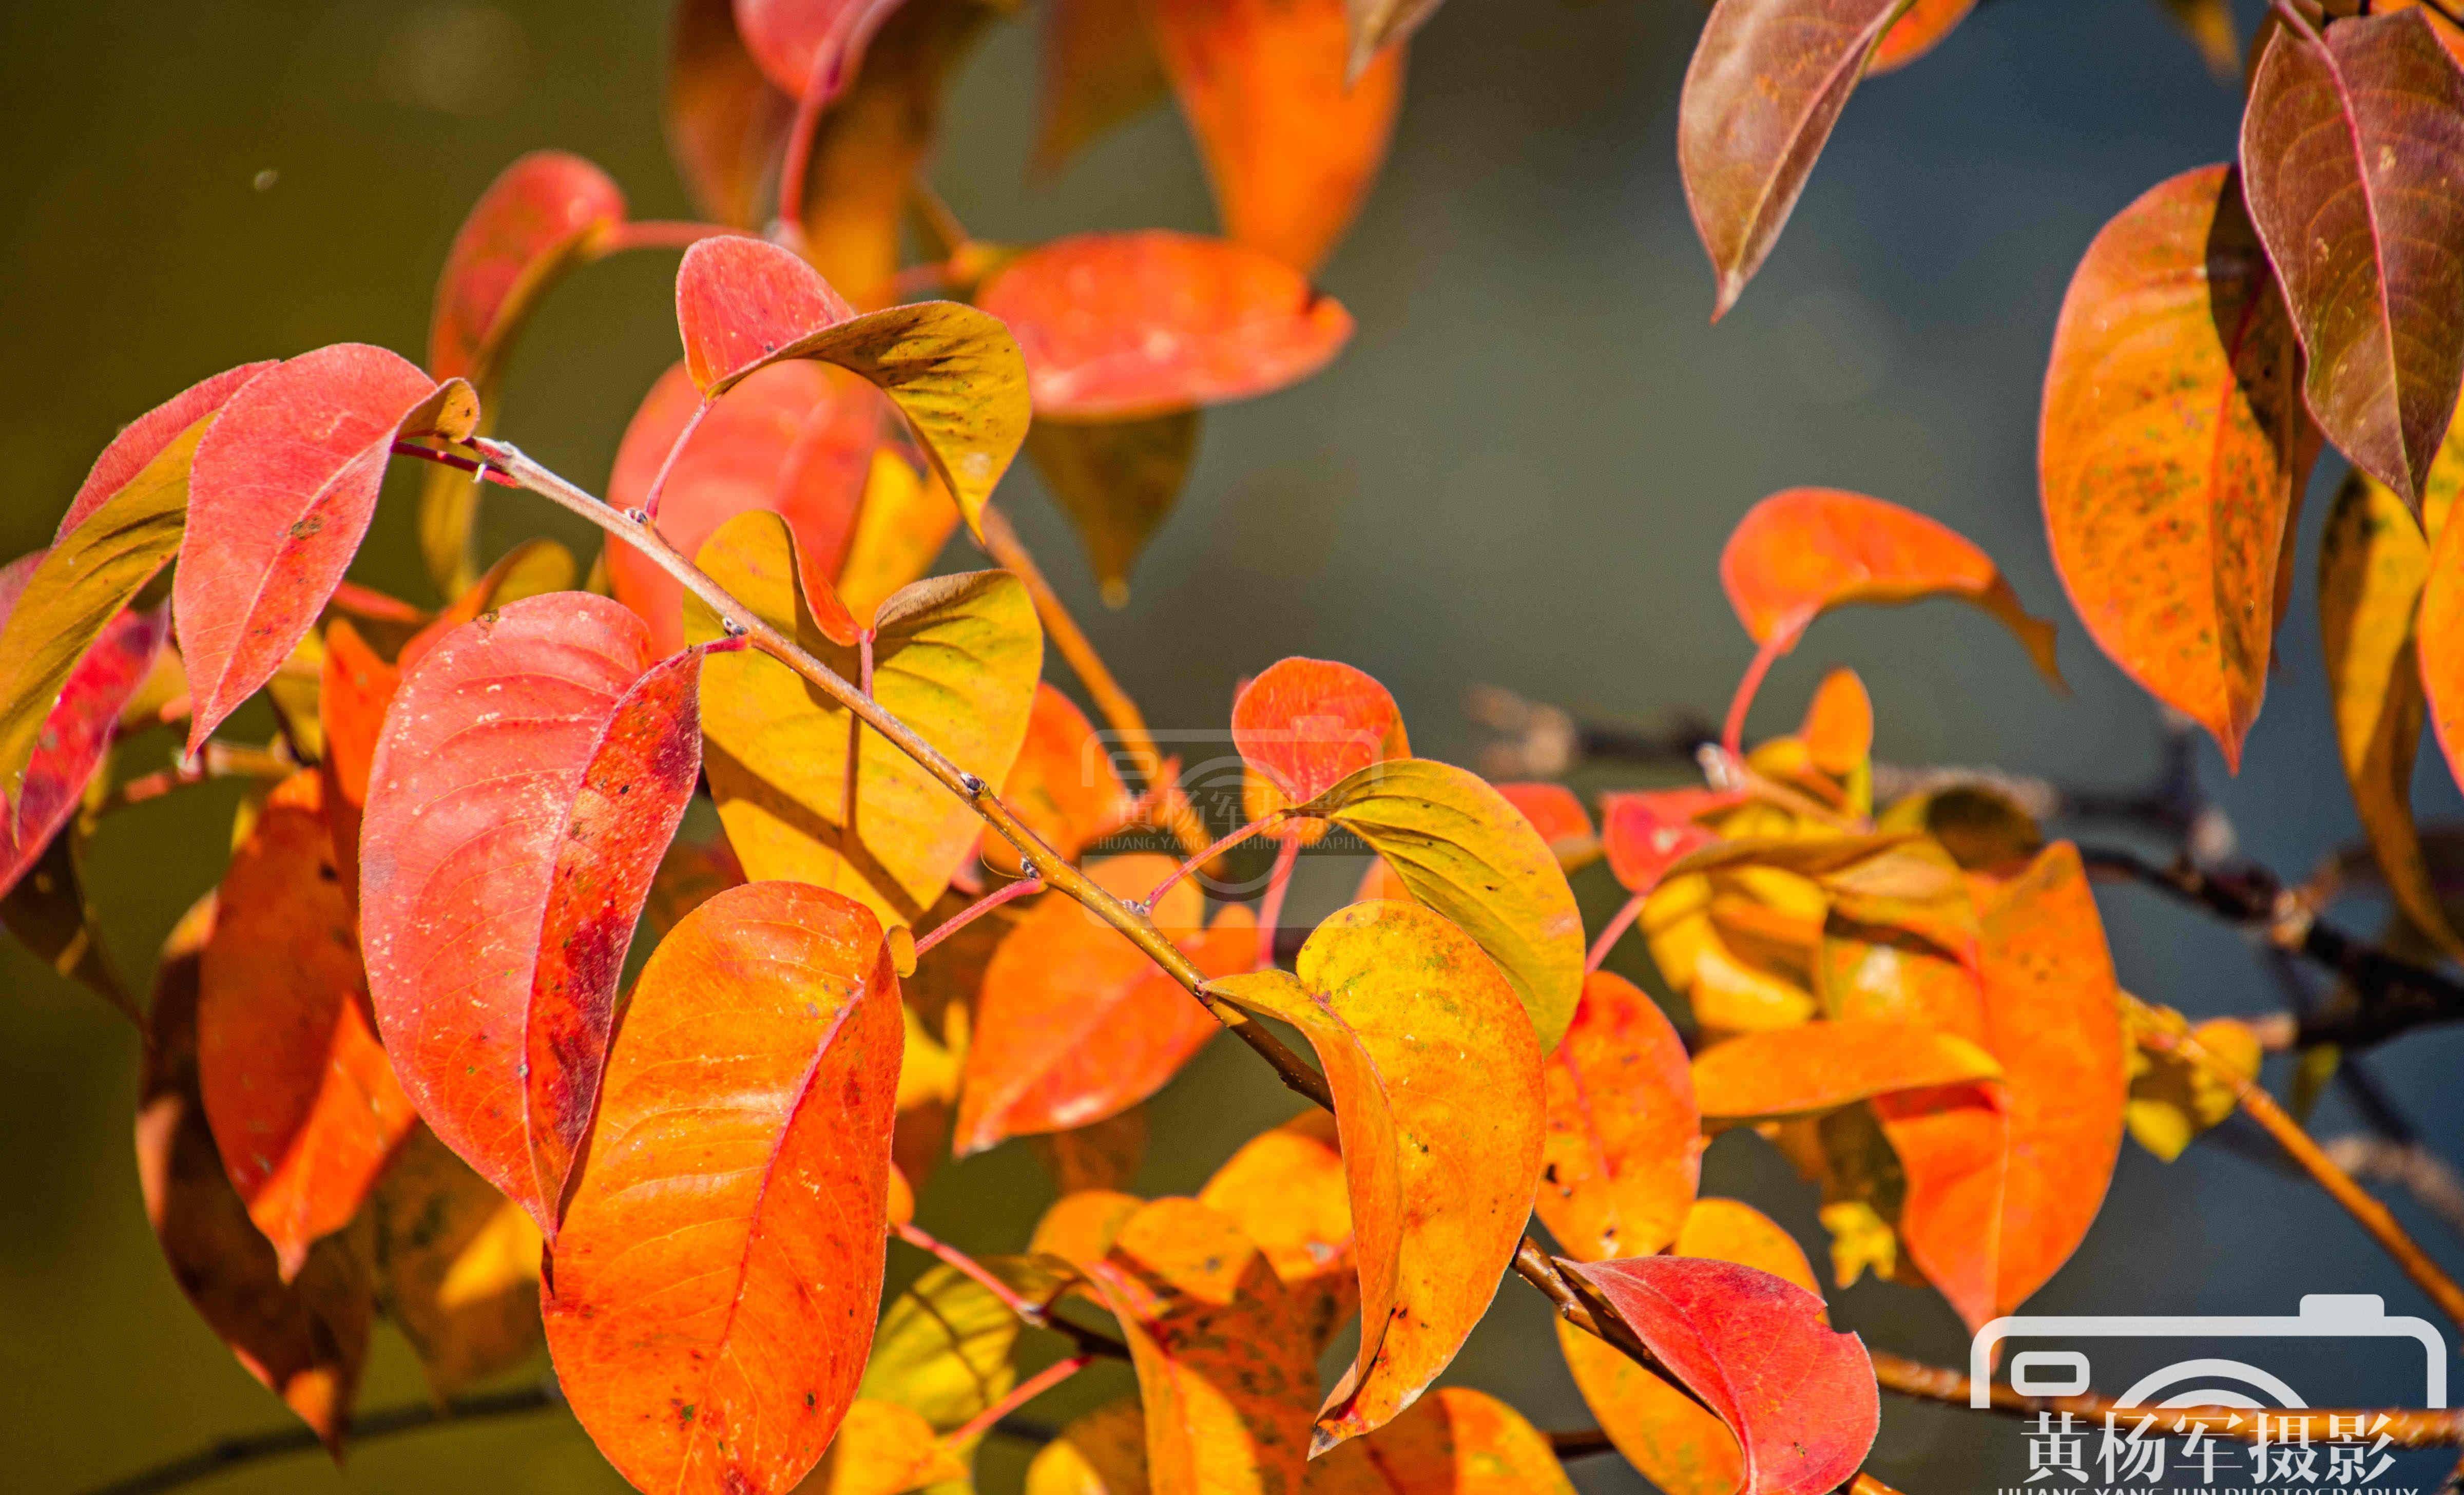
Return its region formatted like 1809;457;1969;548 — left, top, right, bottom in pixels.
945;1353;1091;1448
78;1382;566;1495
2138;1003;2464;1337
1145;814;1285;908
912;876;1042;960
2088;848;2464;1050
1871;1349;2463;1445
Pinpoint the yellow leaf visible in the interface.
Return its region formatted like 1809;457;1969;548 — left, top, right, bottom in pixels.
1210;902;1545;1451
690;511;1041;930
840;450;962;627
1304;1386;1575;1495
795;1400;968;1495
861;1256;1073;1433
2124;1005;2261;1162
1027;1397;1150;1495
1297;758;1586;1048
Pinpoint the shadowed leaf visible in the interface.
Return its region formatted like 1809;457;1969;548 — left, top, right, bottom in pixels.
1199;1109;1356;1349
667;0;795;228
736;0;907;100
370;1125;545;1400
544;881;903;1495
429;151;625;389
1026;413;1201;607
1305;1386;1575;1495
2243;10;2464;508
361;593;704;1230
1036;0;1168;170
1211;902;1544;1451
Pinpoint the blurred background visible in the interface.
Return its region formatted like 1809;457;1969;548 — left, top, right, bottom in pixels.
8;0;2463;1488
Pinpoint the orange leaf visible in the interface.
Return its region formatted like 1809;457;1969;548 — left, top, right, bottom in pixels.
1538;971;1702;1262
1722;488;2060;684
666;0;794;228
1147;0;1402;273
138;898;373;1453
199;772;416;1280
956;854;1254;1151
985;683;1137;878
1799;668;1872;779
1211;902;1544;1450
428;151;625;388
1035;0;1168;171
608;360;878;653
2040;164;2316;768
1494;781;1599;870
1305;1386;1575;1494
1199;1109;1356;1347
1231;656;1408;817
1600;791;1726;894
1691;1018;2002;1120
978;232;1355;419
1067;1197;1320;1495
2419;483;2464;799
361;595;705;1230
316;618;398;910
1878;842;2125;1331
1567;1255;1877;1495
1868;0;1975;72
545;881;903;1495
735;0;904;99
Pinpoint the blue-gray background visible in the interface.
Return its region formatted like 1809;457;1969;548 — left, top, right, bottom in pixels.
6;0;2459;1488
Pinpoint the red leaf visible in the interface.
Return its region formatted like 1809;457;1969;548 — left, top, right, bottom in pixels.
607;360;879;654
1599;791;1725;895
361;594;704;1231
1494;782;1600;870
976;231;1355;419
2040;164;2316;770
138;898;373;1453
1148;0;1402;273
736;0;907;99
544;880;902;1495
55;361;275;539
1568;1255;1877;1495
1230;656;1407;810
429;152;626;386
175;343;477;750
1679;0;1907;320
2242;9;2464;507
677;234;860;394
0;553;166;895
955;854;1255;1152
198;772;417;1280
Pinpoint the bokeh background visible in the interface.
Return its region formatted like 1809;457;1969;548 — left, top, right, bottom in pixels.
8;0;2463;1489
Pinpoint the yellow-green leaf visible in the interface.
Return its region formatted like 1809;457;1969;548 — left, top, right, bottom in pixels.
0;418;203;804
2319;471;2461;955
690;511;1041;930
1297;758;1585;1049
861;1256;1072;1432
1210;901;1545;1452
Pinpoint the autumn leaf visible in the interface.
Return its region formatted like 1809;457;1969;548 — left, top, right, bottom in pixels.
1198;1109;1356;1348
361;593;704;1229
1555;1198;1821;1495
2416;465;2464;800
985;683;1138;878
979;233;1355;420
1305;1386;1575;1495
2040;164;2316;767
1033;1104;1151;1194
175;343;478;749
797;1400;968;1495
0;829;133;1020
196;772;416;1279
956;853;1255;1152
1868;0;1973;72
1722;489;2059;745
1678;0;1912;320
1036;0;1168;172
607;359;881;655
138;897;373;1452
2320;472;2460;954
1023;413;1202;607
736;0;908;101
1234;656;1409;825
545;881;903;1495
1211;901;1545;1450
1537;971;1702;1262
1300;758;1600;1049
0;363;270;806
1061;1197;1319;1495
1878;841;2126;1331
2242;9;2464;509
689;511;1041;930
0;553;167;901
675;235;1028;536
1147;0;1402;274
837;447;964;625
2160;0;2240;75
1567;1254;1877;1495
2124;1006;2262;1162
315;619;397;909
1495;782;1599;870
667;0;795;228
429;151;625;389
370;1125;545;1400
1600;791;1724;896
862;1255;1072;1434
1692;1018;2001;1120
1027;1397;1149;1495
